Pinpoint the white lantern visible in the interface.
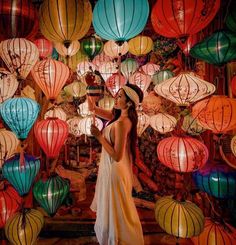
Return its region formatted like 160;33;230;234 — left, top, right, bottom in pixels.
92;51;112;68
78;116;103;136
98;96;114;110
55;40;80;57
44;107;67;121
137;111;150;136
77;61;96;78
77;100;92;117
129;71;151;93
98;61;118;82
67;117;82;137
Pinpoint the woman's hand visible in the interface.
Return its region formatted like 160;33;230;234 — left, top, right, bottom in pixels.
87;95;96;112
90;124;102;141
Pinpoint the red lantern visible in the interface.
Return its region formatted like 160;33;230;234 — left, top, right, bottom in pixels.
34;38;53;59
177;34;198;56
232;76;236;97
151;0;220;38
34;118;69;158
157;136;209;172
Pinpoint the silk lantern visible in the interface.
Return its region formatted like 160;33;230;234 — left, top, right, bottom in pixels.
226;7;236;33
105;73;126;97
129;71;151;93
192;96;236;134
63;80;87;98
181;114;205;136
98;61;118;81
104;40;129;58
141;91;162;116
0;69;18;103
79;116;103;136
80;36;103;60
92;51;112;68
34;38;53;59
2;154;40;196
0;184;21;229
128;36;153;56
178;34;198;56
0;97;40;140
141;63;160;76
157;136;209;172
77;100;92;117
31;58;70;101
44;107;67;121
98;96;115;110
0;38;39;80
55;40;80;57
154;72;216;106
155;196;204;238
231;135;236;158
77;61;96;78
232;76;236;96
67;117;82;138
39;0;92;46
120;58;139;80
33;174;70;216
151;0;220;38
93;0;149;41
152;70;174;85
137;111;150;137
34;118;68;158
4;208;44;245
190;30;236;66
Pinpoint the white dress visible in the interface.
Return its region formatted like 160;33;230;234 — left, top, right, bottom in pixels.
90;122;144;245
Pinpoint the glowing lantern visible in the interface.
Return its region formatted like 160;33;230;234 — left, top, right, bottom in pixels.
67;117;82;137
39;0;92;46
120;58;139;80
137;111;150;137
2;154;40;196
0;184;21;229
152;70;174;85
98;61;118;81
33;174;70;216
155;196;204;238
154;72;216;106
79;116;103;136
44;107;67;121
105;73;126;97
157;136;208;172
0;97;40;140
191;218;236;245
0;69;18;103
77;61;96;78
34;38;53;59
141;91;162;116
151;0;220;38
226;8;236;33
140;63;160;76
181;114;205;136
150;113;177;134
232;76;236;96
178;34;198;56
55;40;80;57
80;36;103;59
231;135;236;158
92;51;112;68
128;36;153;56
77;100;92;117
193;161;236;199
5;208;44;245
31;58;70;101
93;0;149;41
64;80;87;98
98;96;115;110
34;118;68;158
0;38;39;80
0;0;38;40
129;71;151;93
192;96;236;134
104;40;129;58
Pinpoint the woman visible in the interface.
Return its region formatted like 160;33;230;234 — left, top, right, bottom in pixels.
88;83;144;245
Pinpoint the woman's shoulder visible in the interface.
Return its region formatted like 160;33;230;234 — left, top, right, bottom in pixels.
113;117;132;130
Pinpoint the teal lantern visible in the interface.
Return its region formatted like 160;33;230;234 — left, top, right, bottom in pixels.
0;97;40;140
33;174;70;216
2;154;40;196
81;36;103;60
190;30;236;66
226;7;236;33
92;0;149;42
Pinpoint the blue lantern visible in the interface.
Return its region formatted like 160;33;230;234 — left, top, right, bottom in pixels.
2;154;40;196
92;0;149;42
0;97;40;140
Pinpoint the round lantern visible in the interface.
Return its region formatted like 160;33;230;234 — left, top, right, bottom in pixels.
44;107;67;121
120;58;139;80
0;0;38;40
157;136;209;172
140;63;160;76
152;70;174;85
2;154;40;196
92;51;112;68
191;217;236;245
77;100;92;117
190;30;236;66
34;38;53;59
39;0;92;45
0;128;19;168
78;116;103;136
150;113;177;134
155;196;204;238
98;96;115;110
178;34;198;56
0;97;40;140
93;0;149;41
0;69;18;103
67;117;82;137
55;40;80;57
34;118;69;158
192;96;236;134
31;58;70;101
105;73;126;97
80;36;103;60
64;80;87;98
137;111;150;137
104;40;129;58
226;7;236;33
33;174;70;216
0;184;21;229
129;71;151;93
5;208;44;245
181;114;205;136
231;135;236;158
151;0;220;38
98;61;118;81
0;38;39;80
154;72;216;106
128;36;153;56
77;61;96;78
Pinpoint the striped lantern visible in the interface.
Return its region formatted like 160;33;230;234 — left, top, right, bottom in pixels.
39;0;92;46
55;40;80;57
157;136;209;172
181;114;205;136
129;71;151;93
128;36;153;56
105;73;126;97
137;111;150;137
34;118;69;158
0;128;19;168
98;61;118;81
0;68;18;103
80;36;103;59
120;58;139;80
34;38;53;59
152;70;174;85
0;97;40;140
155;196;204;238
67;117;82;137
31;58;70;101
78;116;103;136
4;208;44;245
44;106;67;121
154;72;216;106
141;62;160;76
92;51;112;68
77;61;96;78
98;95;115;110
104;40;129;58
0;184;21;229
2;154;40;196
33;174;70;216
0;38;39;80
231;135;236;158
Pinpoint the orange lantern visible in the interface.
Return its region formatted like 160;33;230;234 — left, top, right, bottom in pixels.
128;36;153;56
154;72;216;106
137;111;150;137
232;76;236;96
105;73;126;97
31;58;70;101
98;61;118;82
129;71;151;93
192;96;236;134
231;135;236;158
157;136;209;172
34;38;53;59
140;62;160;76
55;40;80;57
104;40;129;58
44;106;67;121
98;96;115;110
92;51;112;68
78;116;103;136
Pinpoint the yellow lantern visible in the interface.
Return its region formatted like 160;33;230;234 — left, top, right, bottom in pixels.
44;106;67;121
39;0;92;46
98;95;115;110
55;40;80;57
104;40;129;58
137;111;150;137
64;80;87;98
128;35;153;56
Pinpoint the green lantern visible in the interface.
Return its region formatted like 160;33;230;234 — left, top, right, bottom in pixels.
80;36;103;60
190;30;236;66
226;7;236;33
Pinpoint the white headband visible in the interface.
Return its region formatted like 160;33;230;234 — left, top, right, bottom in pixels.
122;85;140;106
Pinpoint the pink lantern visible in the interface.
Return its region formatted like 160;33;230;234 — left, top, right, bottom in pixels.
34;38;53;59
129;71;151;93
76;61;96;78
98;61;118;81
55;40;80;57
92;51;112;68
140;62;160;76
104;40;129;58
105;73;126;97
